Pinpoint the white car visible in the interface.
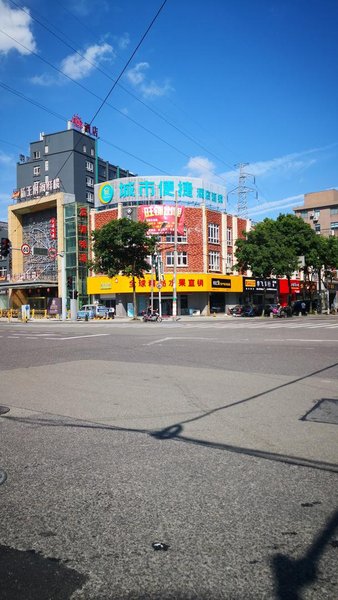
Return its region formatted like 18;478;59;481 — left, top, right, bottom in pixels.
77;304;107;320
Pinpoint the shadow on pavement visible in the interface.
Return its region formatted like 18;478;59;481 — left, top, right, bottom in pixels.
2;361;338;474
0;544;87;600
272;509;338;599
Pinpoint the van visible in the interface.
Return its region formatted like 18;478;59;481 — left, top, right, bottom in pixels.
77;304;107;319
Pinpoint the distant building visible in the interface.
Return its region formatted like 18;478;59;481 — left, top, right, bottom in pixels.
88;176;253;317
16;118;134;205
0;221;9;309
4;117;135;310
293;189;338;237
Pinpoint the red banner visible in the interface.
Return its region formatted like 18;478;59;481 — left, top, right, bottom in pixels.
138;205;185;236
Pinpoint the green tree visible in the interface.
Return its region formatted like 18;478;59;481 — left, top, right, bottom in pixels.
91;218;156;318
235;214;319;309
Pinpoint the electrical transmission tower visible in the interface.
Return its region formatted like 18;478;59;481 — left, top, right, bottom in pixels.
227;163;257;219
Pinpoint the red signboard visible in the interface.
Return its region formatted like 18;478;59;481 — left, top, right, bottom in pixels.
138;205;185;236
78;206;88;264
278;279;301;294
50;217;57;239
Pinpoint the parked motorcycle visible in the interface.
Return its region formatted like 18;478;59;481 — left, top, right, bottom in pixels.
142;311;162;322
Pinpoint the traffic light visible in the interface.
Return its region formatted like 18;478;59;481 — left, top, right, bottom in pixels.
1;238;10;258
73;290;78;300
67;276;73;294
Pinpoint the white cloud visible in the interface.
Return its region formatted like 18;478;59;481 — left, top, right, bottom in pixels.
0;150;14;166
30;73;59;86
117;33;130;50
0;0;36;55
184;156;216;179
125;62;173;98
222;146;338;184
60;43;115;80
126;62;149;86
248;194;304;218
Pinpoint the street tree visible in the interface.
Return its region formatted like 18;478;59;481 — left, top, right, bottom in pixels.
235;214;319;309
91;218;157;318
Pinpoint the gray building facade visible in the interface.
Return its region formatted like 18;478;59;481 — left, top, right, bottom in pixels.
16;125;134;205
0;221;10;309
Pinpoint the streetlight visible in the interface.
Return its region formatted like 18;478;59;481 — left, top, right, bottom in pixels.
58;251;67;321
172;191;178;320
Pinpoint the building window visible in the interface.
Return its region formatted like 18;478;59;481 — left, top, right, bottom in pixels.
165;228;187;243
209;251;220;271
83;145;87;153
208;223;220;243
226;254;232;270
315;224;321;234
33;166;40;176
0;267;7;277
45;175;49;183
33;150;40;159
86;191;94;202
166;251;188;267
86;161;94;172
227;228;232;246
331;222;338;230
90;148;95;157
44;145;49;154
86;176;94;187
330;207;338;215
300;210;308;218
45;160;49;172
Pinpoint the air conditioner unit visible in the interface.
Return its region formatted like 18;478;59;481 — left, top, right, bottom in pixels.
309;211;315;218
313;216;318;223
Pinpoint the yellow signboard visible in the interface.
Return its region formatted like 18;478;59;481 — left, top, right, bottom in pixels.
87;273;243;294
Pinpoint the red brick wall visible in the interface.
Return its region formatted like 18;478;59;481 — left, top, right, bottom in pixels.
93;208;118;231
91;205;249;275
237;218;247;240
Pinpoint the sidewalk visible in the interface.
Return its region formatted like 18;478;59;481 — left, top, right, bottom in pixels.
1;313;337;324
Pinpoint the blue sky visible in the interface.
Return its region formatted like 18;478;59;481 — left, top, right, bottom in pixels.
0;0;337;223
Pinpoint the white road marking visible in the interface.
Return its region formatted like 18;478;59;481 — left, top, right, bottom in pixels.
264;338;338;343
46;333;110;340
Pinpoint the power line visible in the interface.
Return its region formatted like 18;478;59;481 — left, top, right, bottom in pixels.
0;81;169;178
89;0;168;124
8;0;236;173
3;1;168;236
0;28;232;189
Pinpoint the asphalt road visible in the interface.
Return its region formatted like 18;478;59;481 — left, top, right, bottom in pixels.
0;316;338;599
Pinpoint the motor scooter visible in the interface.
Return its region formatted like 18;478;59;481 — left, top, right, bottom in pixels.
142;311;162;322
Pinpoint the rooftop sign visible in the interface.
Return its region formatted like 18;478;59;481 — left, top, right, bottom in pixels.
95;176;227;211
67;114;98;138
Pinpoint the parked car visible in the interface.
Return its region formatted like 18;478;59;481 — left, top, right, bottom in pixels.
77;304;107;320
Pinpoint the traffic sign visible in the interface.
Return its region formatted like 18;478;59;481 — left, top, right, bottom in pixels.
21;243;31;255
48;247;57;260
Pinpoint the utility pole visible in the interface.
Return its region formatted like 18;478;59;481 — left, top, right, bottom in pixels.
59;251;67;321
172;191;178;320
228;163;257;219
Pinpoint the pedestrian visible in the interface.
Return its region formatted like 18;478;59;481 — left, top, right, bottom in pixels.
109;306;115;320
301;301;307;316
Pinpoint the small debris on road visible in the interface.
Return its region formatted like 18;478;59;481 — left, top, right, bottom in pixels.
152;542;169;551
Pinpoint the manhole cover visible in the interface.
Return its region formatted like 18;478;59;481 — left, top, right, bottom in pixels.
302;398;338;425
0;405;10;415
